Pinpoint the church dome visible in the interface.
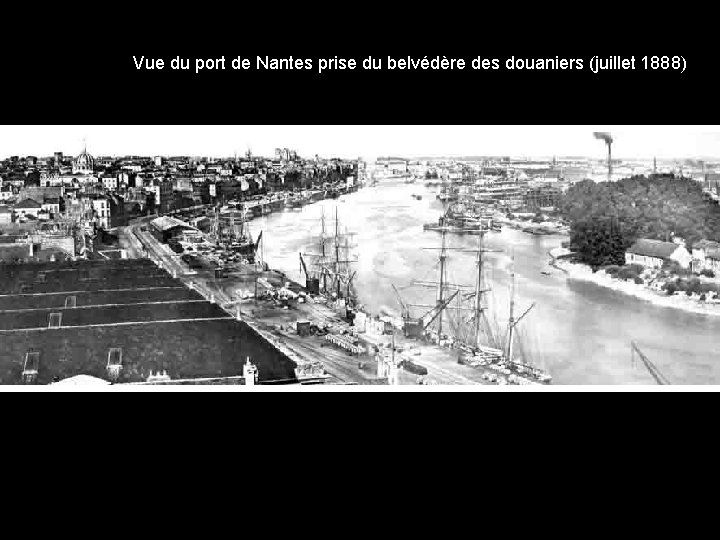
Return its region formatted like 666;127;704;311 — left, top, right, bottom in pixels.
73;145;95;174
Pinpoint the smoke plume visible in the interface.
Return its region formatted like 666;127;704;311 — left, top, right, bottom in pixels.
593;132;613;145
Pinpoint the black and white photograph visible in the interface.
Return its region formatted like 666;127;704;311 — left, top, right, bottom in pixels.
2;125;720;389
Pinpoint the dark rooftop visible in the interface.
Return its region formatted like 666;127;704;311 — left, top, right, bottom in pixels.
14;198;42;209
627;239;681;259
0;258;297;385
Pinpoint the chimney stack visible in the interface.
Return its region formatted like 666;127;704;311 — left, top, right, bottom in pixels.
593;132;614;182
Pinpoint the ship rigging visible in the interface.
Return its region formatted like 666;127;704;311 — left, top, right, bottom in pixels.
212;204;259;264
299;206;359;305
392;228;551;384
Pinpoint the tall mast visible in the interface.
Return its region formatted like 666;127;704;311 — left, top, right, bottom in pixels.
240;202;250;241
437;229;447;337
344;230;353;300
321;207;327;293
465;231;498;350
335;206;341;299
507;259;516;362
474;233;483;348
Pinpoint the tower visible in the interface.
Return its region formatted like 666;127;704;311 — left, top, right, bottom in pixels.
72;139;95;175
243;357;258;385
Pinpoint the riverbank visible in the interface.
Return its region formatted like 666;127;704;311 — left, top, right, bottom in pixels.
498;217;569;236
549;247;720;317
257;184;720;384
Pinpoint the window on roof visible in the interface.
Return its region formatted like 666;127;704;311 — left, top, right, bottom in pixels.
107;348;123;381
36;273;46;283
48;313;62;328
24;351;40;372
23;351;40;383
65;296;77;308
107;348;123;367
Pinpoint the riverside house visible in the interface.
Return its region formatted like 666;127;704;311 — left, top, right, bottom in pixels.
625;239;692;270
691;240;720;274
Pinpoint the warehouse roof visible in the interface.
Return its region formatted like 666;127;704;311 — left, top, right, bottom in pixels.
0;244;32;263
627;239;680;259
0;258;174;295
0;258;297;384
15;198;42;209
151;216;196;233
693;239;720;251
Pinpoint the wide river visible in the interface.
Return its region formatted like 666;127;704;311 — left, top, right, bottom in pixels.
251;182;720;384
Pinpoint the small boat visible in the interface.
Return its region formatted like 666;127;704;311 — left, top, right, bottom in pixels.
423;223;486;235
286;197;307;210
400;359;428;376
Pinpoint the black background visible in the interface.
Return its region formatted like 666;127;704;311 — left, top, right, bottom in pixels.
2;8;710;126
3;10;709;480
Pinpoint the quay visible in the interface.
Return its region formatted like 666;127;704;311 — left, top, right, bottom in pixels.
119;185;492;385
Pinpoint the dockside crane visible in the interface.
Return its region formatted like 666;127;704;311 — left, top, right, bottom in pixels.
254;230;264;267
392;284;411;321
631;342;671;385
299;252;310;278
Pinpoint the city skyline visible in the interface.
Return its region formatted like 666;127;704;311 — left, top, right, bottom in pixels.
3;125;720;162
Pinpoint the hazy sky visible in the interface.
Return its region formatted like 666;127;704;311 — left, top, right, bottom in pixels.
2;125;720;161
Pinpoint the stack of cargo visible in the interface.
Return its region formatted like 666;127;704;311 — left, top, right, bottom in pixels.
296;320;311;337
325;333;364;355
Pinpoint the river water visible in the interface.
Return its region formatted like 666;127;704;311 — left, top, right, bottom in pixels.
251;182;720;384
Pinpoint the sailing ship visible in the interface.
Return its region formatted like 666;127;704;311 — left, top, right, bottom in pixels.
299;206;359;320
212;204;258;264
424;200;501;235
393;229;551;385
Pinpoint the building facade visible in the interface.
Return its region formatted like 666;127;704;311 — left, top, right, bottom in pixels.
625;239;692;269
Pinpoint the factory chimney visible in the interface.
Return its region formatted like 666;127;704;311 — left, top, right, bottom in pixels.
593;132;614;181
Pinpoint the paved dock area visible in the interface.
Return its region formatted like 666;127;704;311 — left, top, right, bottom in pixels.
122;221;490;385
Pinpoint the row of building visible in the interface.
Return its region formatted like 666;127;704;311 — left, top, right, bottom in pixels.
624;238;720;275
1;145;366;226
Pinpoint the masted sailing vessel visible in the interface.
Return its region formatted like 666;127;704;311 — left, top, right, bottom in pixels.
299;206;359;320
393;228;551;385
212;204;258;264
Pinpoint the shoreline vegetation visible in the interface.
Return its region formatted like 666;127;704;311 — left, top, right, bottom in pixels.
560;175;720;268
549;247;720;317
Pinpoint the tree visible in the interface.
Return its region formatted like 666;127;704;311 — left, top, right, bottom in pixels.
560;175;720;268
